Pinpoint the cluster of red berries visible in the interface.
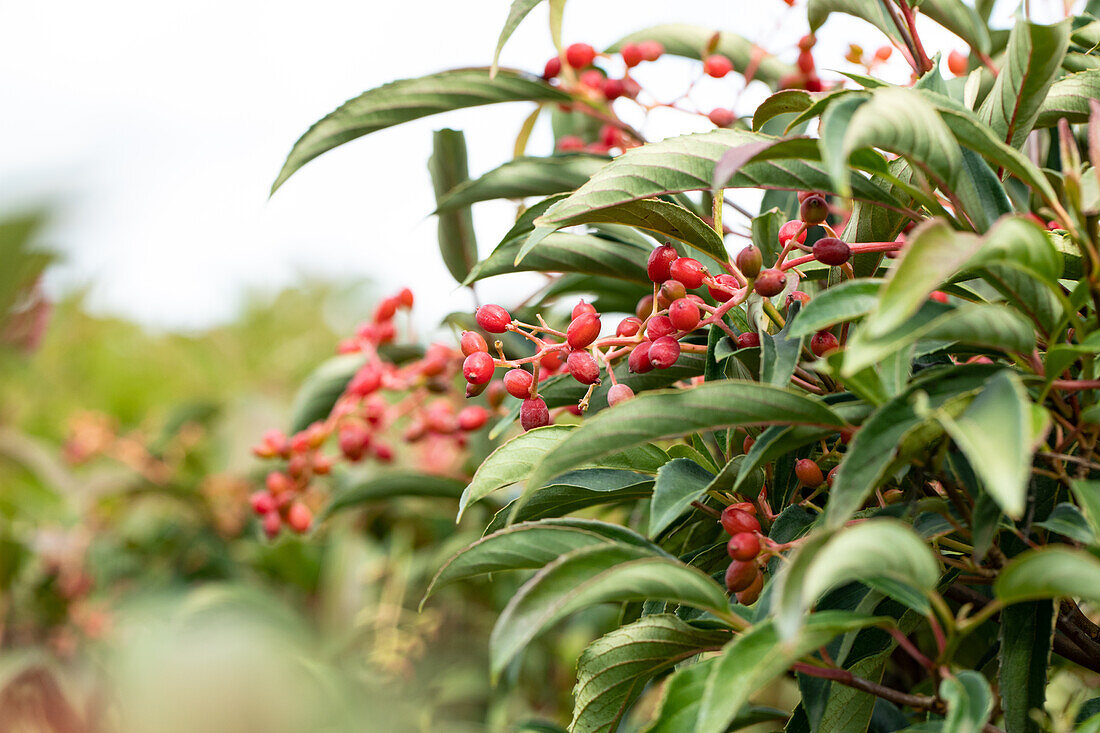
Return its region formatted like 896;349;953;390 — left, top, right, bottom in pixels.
779;34;825;92
720;503;765;604
251;289;492;538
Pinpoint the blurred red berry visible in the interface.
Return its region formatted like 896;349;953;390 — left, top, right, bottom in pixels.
396;287;414;308
543;56;562;79
374;297;399;322
287;502;312;533
874;45;893;62
601;78;625;100
348;366;382;397
708;108;735;127
250;491;276;515
557;135;585;151
621;42;643;67
262;511;281;539
947;50;968;75
457;405;489;431
703;54;733;77
565;42;596;68
797;49;815;74
638;40;664;61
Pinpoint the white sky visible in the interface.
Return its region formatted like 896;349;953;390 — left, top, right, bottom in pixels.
0;0;1051;333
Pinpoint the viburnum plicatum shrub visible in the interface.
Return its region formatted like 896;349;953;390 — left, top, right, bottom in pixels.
262;1;1100;731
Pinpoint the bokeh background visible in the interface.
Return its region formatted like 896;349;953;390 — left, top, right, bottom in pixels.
0;1;1071;731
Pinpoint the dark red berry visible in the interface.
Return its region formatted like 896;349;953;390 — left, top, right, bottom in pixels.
628;341;654;373
795;458;825;487
736;332;760;349
463;351;495;384
607;383;635;406
810;330;840;357
567;312;602;349
635;295;655;320
543;56;562;79
725;560;759;593
460;330;488;356
736;572;764;604
669;298;701;331
476;304;511;333
826;466;839;487
616;317;643;337
670;258;706;289
647;244;678;283
646;315;675;340
813;237;851;266
704;54;733;77
503;368;534;399
649;336;681;369
742;434;755;453
565;43;596;69
657;280;687;308
754;269;787;297
566;350;600;384
930;291;949;304
721;506;761;535
736;246;763;279
601;78;625;100
520;397;551;431
800;195;829;225
727;532;761;561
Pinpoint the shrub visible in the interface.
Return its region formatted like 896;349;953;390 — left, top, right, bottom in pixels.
265;2;1100;731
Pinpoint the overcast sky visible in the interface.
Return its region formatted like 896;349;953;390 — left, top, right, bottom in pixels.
0;0;1044;333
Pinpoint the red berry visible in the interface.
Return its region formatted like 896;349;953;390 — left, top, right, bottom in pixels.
947;49;968;76
647;244;679;283
795;458;825;487
463;351;495;384
396;287;414;308
827;466;839;487
646;315;675;340
262;511;281;539
266;471;293;495
669;298;701;331
541;350;564;372
754;269;787;297
800;194;829;225
727;532;761;561
557;135;585;152
813;237;851;266
708;273;739;302
466;381;488;398
742;434;755;453
628;341;654;373
572;300;597;319
731;501;757;515
607;383;635;406
580;69;605;88
460;330;488;356
338;425;370;461
621;42;643;68
708;108;736;127
543;56;562;79
287;502;312;533
601;78;625;100
487;381;506;409
567;312;602;349
670;257;706;289
457;405;489;431
374;297;399;322
736;246;763;279
810;330;840;357
565;42;596;69
250;491;276;515
798;34;816;51
703;54;733;78
476;304;511;333
786;291;811;308
520;397;551;431
778;220;807;245
721;506;761;535
372;441;394;462
725;560;759;593
649;336;681;369
567;350;601;384
736;572;764;605
874;45;893;62
348;366;382;397
639;40;664;61
797;49;816;74
635;295;655;320
503;368;534;399
616;317;643;337
930;291;949;304
736;332;760;349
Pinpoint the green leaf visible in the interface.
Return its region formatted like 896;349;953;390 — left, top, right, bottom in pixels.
436;155;607;212
771;520;940;639
1070;480;1100;539
753;90;814;132
691;612;888;733
751;208;785;266
606;24;797;87
323;472;465;517
288;353;364;433
539;130;903;230
998;601;1054;733
861;219;982;339
489;543;732;678
940;671;994;733
807;0;902;44
492;0;544;76
1035;70;1100;127
571;615;730;733
649;459;716;538
1034;503;1095;544
977;19;1072;148
525;381;846;490
789;280;880;337
429;129;479;283
485;469;654;533
760;309;806;388
467;232;651;285
0;212;53;323
938;372;1036;519
994;546;1100;605
531;198;728;263
458;425;666;519
967;216;1063;284
920;0;992;54
271;68;568;193
423;518;659;604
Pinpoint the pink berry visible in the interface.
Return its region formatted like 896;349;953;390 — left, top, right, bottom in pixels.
557;135;585;152
566;350;601;384
607;383;635;406
616;317;643;337
572;300;597;319
457;406;489;431
262;511;281;539
703;54;733;78
727;532;761;561
250;491;276;515
348;366;381;397
520;397;551;431
287;502;312;534
778;220;807;245
708;108;735;127
646;315;675;340
639;40;664;61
